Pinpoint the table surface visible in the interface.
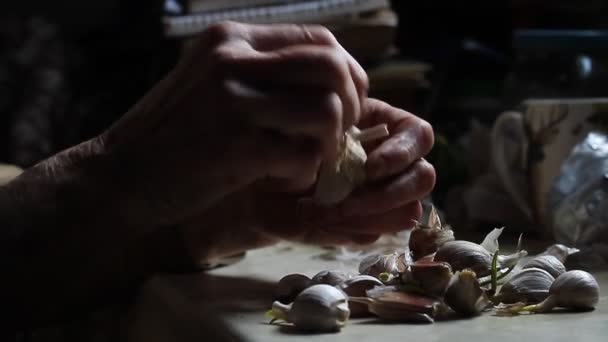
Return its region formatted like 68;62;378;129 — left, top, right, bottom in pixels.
128;243;608;342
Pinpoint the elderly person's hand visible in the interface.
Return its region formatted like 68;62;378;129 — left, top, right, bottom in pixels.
101;21;368;228
180;98;435;265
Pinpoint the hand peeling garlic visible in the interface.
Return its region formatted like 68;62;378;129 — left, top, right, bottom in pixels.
271;284;350;332
313;124;389;205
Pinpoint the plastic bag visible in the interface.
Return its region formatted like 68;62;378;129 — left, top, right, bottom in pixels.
549;131;608;268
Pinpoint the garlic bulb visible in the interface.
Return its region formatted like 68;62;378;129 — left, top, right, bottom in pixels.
434;241;493;277
408;261;453;297
522;255;566;278
409;206;455;260
496;268;555;304
358;252;405;279
530;270;600;313
311;270;351;286
338;275;383;317
275;274;313;304
271;284;350;332
313;124;389;205
444;269;489;316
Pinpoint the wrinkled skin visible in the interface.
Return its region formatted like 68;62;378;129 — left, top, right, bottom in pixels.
158;24;436;264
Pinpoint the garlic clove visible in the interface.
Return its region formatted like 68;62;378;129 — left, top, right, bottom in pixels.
522;255;566;278
434;240;492;277
408;261;453;297
409;207;455;260
444;269;489;316
349;287;443;322
358;252;405;279
495;267;555;304
540;244;580;264
311;270;352;286
272;284;350;332
313;125;388;206
275;273;313;304
535;270;600;312
338;275;383;317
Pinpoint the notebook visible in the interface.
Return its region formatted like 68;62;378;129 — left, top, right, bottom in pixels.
163;0;390;37
187;0;301;13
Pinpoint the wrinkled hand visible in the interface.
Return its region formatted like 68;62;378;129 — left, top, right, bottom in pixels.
100;22;368;226
181;98;435;264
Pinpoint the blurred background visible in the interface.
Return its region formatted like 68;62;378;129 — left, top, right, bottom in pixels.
1;0;607;238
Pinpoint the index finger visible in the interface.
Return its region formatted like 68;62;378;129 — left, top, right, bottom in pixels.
360;99;435;181
244;23;369;114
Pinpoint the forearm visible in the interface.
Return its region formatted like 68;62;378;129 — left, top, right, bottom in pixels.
0;137;194;330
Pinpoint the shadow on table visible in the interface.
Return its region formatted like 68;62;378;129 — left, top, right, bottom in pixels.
127;273;276;342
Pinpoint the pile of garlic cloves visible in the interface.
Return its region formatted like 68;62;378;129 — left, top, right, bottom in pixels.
266;207;601;332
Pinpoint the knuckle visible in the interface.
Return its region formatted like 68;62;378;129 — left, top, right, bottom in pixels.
204;21;239;43
417;119;435;155
317;49;348;81
306;25;337;45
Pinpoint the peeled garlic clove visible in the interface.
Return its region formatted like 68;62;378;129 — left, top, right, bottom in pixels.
313;125;388;206
532;270;600;313
522;255;566;278
408;261;453;297
311;270;352;286
434;240;492;277
272;284;350;332
338;275;383;317
496;267;555;304
358;253;405;279
275;274;313;304
444;269;489;316
540;244;580;264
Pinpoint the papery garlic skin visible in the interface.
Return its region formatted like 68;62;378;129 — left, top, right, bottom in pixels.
313;125;389;206
313;129;367;205
358;253;404;279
